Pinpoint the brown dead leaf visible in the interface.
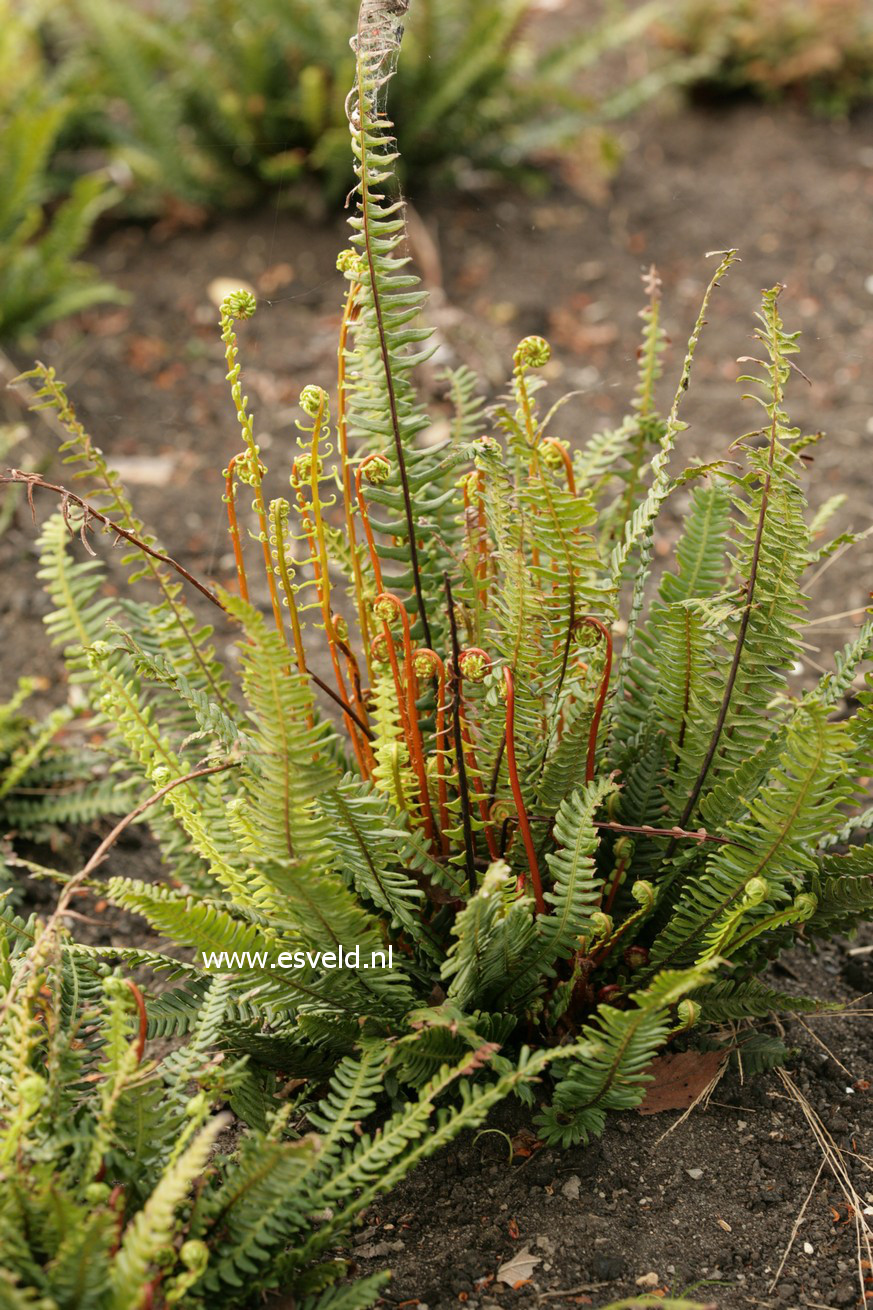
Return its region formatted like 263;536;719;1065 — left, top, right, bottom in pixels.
510;1127;540;1159
637;1048;728;1115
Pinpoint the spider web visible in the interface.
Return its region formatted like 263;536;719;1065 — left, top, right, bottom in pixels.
350;0;410;118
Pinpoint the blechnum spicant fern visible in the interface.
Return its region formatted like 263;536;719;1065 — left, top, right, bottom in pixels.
0;906;576;1309
7;0;873;1149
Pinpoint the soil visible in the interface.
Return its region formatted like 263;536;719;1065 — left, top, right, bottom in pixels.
2;67;873;1310
345;931;873;1310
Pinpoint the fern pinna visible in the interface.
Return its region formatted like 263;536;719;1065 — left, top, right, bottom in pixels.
5;0;873;1148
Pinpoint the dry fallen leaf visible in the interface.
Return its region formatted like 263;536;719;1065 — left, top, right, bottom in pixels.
637;1048;728;1115
495;1246;541;1287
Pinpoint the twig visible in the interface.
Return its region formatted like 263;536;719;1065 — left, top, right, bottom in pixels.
794;1016;855;1080
654;1055;728;1146
537;1284;610;1301
3;469;219;605
2;468;374;739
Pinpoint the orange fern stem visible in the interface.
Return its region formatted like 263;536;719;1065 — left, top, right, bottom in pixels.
502;665;546;915
123;979;147;1065
541;437;576;494
334;620;376;778
457;649;500;861
355;454;390;594
375;591;437;846
291;462;368;771
575;616;613;784
224;454;250;600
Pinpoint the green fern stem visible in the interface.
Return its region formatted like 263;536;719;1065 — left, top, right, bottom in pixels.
577;615;613;784
445;573;479;893
457;649;500;861
220;299;289;652
267;499;310;686
415;646;451;853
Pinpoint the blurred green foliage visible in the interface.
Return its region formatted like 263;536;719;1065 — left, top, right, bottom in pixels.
0;1;121;342
45;0;678;210
3;0;690;341
662;0;873;114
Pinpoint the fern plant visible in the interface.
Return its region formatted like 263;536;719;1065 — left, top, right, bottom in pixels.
0;899;576;1308
5;0;873;1150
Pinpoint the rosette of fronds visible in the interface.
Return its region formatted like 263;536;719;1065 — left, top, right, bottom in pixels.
6;0;873;1147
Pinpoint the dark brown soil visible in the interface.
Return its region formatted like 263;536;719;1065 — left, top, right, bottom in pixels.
346;933;873;1310
2;84;873;1310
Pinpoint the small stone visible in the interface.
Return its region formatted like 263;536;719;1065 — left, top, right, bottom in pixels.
592;1254;625;1281
560;1175;581;1200
833;1281;857;1307
685;1168;704;1181
635;1272;660;1288
803;1241;814;1255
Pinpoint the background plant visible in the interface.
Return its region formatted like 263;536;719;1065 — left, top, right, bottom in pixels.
5;0;873;1151
662;0;873;114
41;0;684;212
0;0;121;342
